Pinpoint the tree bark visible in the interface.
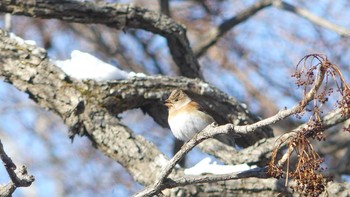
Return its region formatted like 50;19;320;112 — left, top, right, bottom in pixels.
0;27;268;186
1;1;350;195
0;0;202;78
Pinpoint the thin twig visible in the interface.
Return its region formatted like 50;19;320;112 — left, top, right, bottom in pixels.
134;123;231;197
135;59;327;196
193;0;273;57
273;1;350;37
234;64;326;134
0;140;35;196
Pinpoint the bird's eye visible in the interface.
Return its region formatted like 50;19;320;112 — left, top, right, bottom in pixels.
174;98;178;102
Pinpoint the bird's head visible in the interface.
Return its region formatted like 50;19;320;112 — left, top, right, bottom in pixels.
165;89;191;109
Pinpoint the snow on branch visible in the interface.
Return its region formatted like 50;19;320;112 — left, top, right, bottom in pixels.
54;50;146;81
0;0;202;79
135;54;350;196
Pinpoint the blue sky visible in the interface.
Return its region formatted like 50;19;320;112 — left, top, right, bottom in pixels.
1;1;350;196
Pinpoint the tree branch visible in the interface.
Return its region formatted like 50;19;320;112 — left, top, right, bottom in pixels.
0;1;349;196
165;167;268;188
193;0;350;57
201;106;350;166
0;27;271;189
0;28;174;186
135;60;336;196
273;1;350;37
136;105;350;196
0;140;34;197
193;0;273;57
0;19;349;196
0;0;202;78
135;121;270;196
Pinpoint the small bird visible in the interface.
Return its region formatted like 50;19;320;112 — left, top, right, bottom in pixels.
165;89;217;141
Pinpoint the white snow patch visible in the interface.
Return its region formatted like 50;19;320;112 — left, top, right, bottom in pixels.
53;50;146;81
24;40;37;45
9;32;37;45
184;157;256;175
128;71;147;78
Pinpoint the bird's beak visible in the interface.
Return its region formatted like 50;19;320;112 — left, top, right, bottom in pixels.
164;99;171;107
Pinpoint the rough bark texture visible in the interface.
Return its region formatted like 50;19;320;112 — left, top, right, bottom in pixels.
1;0;350;196
0;28;270;189
0;0;273;147
0;0;202;79
1;26;349;197
0;29;170;186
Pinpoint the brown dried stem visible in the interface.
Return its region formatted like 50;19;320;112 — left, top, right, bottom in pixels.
267;54;350;196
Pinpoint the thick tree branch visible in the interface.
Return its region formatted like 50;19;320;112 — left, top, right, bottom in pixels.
0;0;202;78
165;167;268;188
163;178;350;196
0;27;274;195
101;77;273;147
0;24;349;196
0;28;271;189
135;122;269;196
0;1;349;195
136;167;269;197
137;105;350;196
0;29;173;186
136;60;344;196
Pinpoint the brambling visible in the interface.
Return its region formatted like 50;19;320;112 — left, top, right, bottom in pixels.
165;89;218;142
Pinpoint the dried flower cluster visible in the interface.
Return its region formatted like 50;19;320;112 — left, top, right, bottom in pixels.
303;120;325;141
268;129;329;196
268;54;350;196
338;87;350;119
288;132;329;196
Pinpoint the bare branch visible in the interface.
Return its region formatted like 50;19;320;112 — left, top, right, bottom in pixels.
2;30;346;195
139;125;253;195
208;106;350;166
273;1;350;37
0;140;34;196
0;0;202;78
159;0;171;17
137;167;269;196
193;0;273;57
164;177;349;196
0;1;349;196
233;62;326;134
0;27;272;190
136;105;350;196
136;57;338;196
164;167;268;188
193;0;350;58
